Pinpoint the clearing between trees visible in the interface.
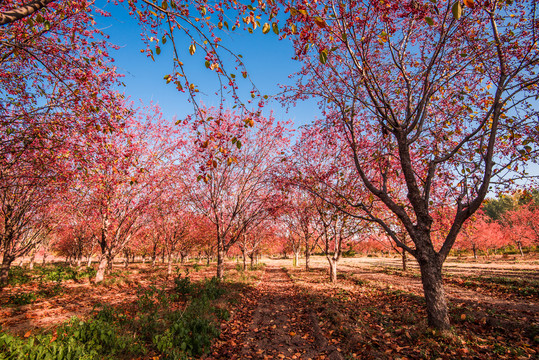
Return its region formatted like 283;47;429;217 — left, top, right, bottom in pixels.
0;256;537;359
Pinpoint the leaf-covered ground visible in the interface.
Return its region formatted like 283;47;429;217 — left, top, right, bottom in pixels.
1;256;537;359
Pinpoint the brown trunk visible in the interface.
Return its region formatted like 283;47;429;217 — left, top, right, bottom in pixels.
167;254;173;276
517;241;524;257
418;256;450;330
305;248;310;270
242;249;247;271
472;244;477;259
328;257;337;283
29;251;36;270
42;251;48;265
95;256;108;283
0;254;14;289
249;253;254;269
402;250;407;271
217;238;225;279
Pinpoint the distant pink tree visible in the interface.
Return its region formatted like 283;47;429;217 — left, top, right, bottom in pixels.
187;107;291;278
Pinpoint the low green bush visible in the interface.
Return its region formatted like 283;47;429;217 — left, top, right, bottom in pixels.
8;292;37;306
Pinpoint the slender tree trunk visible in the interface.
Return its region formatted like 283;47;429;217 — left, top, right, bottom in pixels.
328;257;338;283
305;248;310;270
293;251;299;267
417;254;450;330
29;251;37;270
472;244;477;259
106;255;113;272
216;238;225;279
95;256;108;283
167;254;173;276
402;250;407;271
76;256;82;268
241;249;247;271
87;255;93;267
517;241;524;257
249;253;254;269
42;251;48;265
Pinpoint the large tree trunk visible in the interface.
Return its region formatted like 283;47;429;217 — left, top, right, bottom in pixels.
249;252;255;269
241;248;247;271
0;253;14;289
417;255;450;330
95;256;108;283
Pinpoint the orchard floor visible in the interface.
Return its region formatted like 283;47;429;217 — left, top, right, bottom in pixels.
1;255;538;359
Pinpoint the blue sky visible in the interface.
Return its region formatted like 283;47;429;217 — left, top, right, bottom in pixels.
96;2;320;129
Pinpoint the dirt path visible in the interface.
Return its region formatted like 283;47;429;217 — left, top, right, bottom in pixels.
211;266;343;360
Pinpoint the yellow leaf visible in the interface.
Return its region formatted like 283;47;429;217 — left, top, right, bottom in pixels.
314;17;326;28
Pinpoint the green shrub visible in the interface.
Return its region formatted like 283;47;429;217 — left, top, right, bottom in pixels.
0;330;97;360
153;297;220;359
57;317;146;358
198;277;225;300
7;267;31;285
9;292;37;306
174;275;193;296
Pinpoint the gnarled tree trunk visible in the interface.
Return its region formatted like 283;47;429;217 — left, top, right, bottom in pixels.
417;253;450;330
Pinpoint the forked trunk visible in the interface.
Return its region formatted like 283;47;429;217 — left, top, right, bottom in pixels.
418;257;450;330
95;256;108;283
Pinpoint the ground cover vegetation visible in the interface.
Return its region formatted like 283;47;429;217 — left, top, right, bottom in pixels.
1;0;538;357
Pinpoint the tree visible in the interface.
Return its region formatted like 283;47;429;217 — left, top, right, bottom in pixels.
186;107;291;278
0;0;122;286
281;0;539;329
74;102;181;282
